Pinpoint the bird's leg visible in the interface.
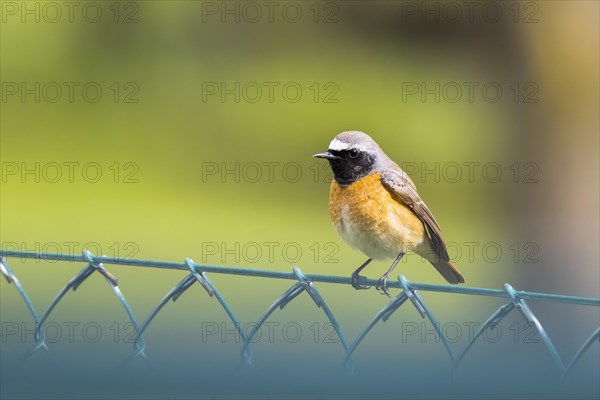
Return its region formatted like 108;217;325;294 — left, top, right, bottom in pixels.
351;258;372;290
377;252;406;297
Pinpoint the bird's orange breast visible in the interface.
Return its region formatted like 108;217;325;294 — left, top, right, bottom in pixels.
329;173;426;260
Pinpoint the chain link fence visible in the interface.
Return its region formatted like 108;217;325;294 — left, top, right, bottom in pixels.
1;250;598;377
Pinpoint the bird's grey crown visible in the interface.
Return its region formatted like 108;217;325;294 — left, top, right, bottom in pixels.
329;131;379;151
329;131;396;173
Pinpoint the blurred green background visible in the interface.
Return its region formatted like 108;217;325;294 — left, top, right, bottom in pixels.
1;1;598;398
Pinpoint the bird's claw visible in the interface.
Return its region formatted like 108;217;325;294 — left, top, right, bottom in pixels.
376;275;391;297
351;273;370;290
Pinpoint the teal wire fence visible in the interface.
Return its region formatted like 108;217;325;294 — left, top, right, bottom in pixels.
1;250;598;376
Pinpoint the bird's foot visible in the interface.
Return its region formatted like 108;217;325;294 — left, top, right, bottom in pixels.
351;272;370;290
376;274;391;297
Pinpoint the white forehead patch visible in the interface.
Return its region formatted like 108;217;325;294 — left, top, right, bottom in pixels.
328;137;372;152
328;138;350;151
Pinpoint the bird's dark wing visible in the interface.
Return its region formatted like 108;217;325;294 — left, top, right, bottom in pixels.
380;169;450;261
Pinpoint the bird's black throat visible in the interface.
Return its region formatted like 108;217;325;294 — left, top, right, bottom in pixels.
327;150;376;186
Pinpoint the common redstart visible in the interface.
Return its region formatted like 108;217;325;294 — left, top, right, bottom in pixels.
314;131;465;295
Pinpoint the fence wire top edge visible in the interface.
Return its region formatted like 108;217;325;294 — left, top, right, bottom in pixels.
0;250;598;307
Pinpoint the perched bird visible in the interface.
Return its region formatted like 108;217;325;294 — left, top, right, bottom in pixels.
314;131;464;295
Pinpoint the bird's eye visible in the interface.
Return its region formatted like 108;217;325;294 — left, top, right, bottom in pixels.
348;149;359;159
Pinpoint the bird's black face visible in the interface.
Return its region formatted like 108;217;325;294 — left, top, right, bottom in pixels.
314;148;376;185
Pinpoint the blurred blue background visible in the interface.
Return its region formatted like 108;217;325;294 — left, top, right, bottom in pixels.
1;1;598;398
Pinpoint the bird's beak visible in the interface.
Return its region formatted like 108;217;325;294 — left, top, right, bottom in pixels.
313;151;341;160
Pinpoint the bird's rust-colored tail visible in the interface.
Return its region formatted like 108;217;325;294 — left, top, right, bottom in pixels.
430;259;465;284
416;238;465;284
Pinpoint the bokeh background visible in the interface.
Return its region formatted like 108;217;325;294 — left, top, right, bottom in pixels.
1;1;598;398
